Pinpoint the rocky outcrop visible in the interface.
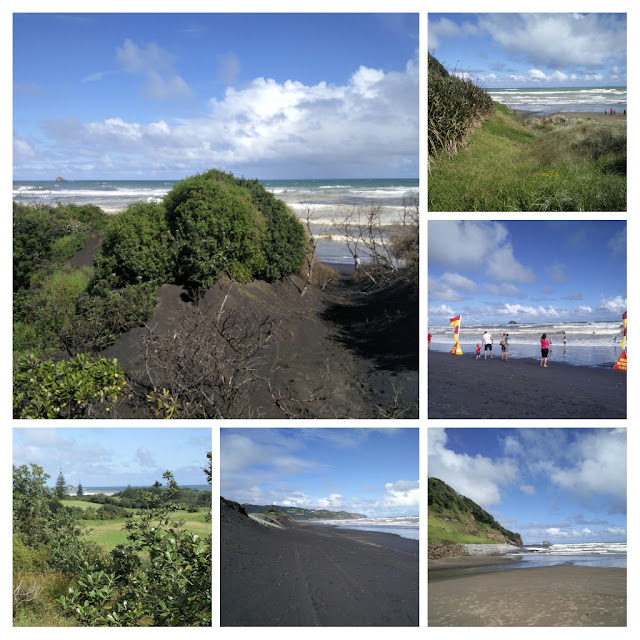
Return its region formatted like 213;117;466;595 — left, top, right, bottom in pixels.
463;543;520;556
55;176;68;182
428;540;469;560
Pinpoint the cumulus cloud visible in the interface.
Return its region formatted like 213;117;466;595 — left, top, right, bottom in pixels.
382;480;419;507
550;429;626;513
477;13;626;68
34;58;417;178
428;428;518;508
598;296;627;315
429;272;477;301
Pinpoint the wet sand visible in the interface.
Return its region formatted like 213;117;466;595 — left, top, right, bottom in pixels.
221;500;419;626
428;350;626;419
429;565;626;626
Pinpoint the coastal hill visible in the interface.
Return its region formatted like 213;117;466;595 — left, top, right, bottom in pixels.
428;52;626;211
428;477;522;559
241;502;366;520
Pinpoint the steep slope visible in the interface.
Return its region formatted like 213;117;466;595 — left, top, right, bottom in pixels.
428;477;522;557
242;503;366;520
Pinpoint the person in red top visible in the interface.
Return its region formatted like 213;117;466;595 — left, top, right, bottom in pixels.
540;333;550;367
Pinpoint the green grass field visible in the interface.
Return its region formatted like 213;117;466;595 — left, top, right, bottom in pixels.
428;513;500;546
428;104;626;212
59;499;211;550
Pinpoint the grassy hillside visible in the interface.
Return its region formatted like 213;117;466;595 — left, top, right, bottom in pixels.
428;477;522;546
427;54;626;211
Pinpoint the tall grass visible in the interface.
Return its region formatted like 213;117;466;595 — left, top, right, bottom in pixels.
428;53;494;164
428;103;627;211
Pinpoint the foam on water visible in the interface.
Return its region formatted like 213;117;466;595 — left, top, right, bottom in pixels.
306;515;419;540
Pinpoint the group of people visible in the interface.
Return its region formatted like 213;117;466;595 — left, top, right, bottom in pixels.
476;331;510;361
476;331;568;367
605;108;626;115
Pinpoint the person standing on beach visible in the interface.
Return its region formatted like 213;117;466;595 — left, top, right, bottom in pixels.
500;333;509;360
540;333;550;367
482;331;493;359
354;254;361;272
476;343;481;359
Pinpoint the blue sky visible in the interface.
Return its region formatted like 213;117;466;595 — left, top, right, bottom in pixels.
428;13;626;87
429;220;627;325
429;428;626;544
220;428;419;517
13;428;211;487
13;13;418;180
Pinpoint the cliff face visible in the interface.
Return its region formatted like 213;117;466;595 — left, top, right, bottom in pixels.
428;477;523;555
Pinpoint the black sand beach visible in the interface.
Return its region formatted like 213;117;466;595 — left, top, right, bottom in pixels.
428;350;626;419
220;500;419;626
429;564;626;626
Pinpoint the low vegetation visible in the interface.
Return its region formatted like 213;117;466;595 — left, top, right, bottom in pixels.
13;454;212;626
428;54;626;211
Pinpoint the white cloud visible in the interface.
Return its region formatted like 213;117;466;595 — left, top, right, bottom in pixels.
382;480;419;507
429;272;477;301
428;428;518;508
598;296;627;315
478;14;626;68
486;245;536;283
33;58;417;178
550;429;626;512
428;16;478;50
520;485;535;496
216;52;241;83
135;447;155;467
116;38;193;101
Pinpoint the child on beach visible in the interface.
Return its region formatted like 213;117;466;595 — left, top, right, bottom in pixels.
540;333;550;367
476;343;481;359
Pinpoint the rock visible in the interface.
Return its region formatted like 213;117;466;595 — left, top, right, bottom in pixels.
509;320;518;324
55;176;68;182
428;541;469;560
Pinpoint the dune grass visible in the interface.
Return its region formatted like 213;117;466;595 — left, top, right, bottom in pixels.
428;103;626;212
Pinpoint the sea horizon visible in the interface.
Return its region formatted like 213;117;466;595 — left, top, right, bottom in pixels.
13;177;418;265
305;514;419;540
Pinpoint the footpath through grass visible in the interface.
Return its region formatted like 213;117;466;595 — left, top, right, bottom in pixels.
428;103;626;212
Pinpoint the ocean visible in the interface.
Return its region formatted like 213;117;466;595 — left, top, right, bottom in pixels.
12;178;418;265
505;542;627;570
428;320;626;368
75;484;211;496
487;86;627;115
305;515;419;540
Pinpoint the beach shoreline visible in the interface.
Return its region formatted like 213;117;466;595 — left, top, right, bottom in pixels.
428;350;626;419
429;565;626;626
513;108;626;122
221;504;419;626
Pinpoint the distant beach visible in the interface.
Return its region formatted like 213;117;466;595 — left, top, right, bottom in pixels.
487;86;627;116
428;350;626;419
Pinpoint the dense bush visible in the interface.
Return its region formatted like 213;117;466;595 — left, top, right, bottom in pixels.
164;170;268;293
13;353;126;419
233;176;307;280
92;202;176;289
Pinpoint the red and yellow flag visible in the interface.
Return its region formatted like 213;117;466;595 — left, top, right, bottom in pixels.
613;310;627;372
449;315;463;355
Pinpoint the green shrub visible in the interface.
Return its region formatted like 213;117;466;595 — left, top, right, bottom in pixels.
49;232;89;263
13;535;50;573
93;201;176;289
13;353;126;419
164;169;267;294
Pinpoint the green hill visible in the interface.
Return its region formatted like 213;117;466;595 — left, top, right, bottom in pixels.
428;477;522;547
241;503;366;520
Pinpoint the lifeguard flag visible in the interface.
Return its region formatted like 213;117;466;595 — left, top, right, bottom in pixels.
449;315;463;355
613;351;627;372
621;310;627;351
449;315;461;326
450;342;463;355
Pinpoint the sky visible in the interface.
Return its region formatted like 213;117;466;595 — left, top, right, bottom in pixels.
12;12;418;180
13;427;212;487
428;220;627;325
429;428;627;544
428;13;627;88
220;428;419;517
